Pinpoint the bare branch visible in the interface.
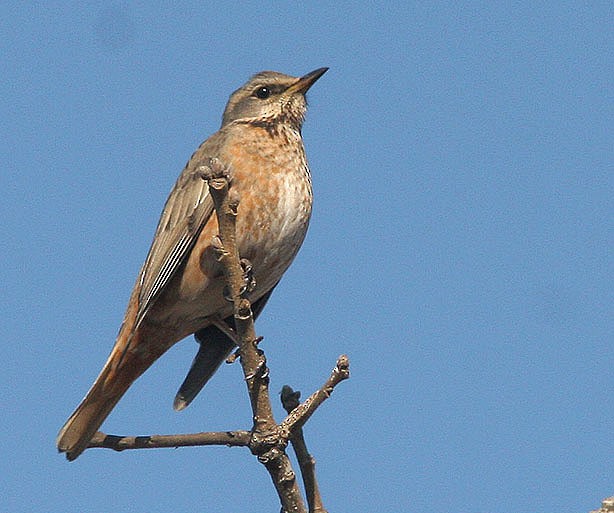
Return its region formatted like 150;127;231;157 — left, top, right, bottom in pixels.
280;355;350;513
280;355;350;434
88;430;250;452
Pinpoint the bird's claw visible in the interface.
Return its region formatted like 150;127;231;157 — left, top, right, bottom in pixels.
222;258;256;301
239;258;256;294
244;357;269;382
198;157;232;182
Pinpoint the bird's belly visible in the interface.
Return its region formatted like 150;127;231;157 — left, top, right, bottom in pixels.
153;130;313;332
223;126;313;295
235;164;313;295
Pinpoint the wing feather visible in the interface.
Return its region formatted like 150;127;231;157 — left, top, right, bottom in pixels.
134;148;219;326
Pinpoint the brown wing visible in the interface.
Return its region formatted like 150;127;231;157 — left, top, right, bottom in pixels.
134;135;225;327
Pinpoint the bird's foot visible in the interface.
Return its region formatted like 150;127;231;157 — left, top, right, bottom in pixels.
239;258;256;294
197;157;232;182
244;347;269;381
222;258;256;301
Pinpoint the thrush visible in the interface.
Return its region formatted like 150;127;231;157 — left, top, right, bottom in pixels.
57;67;328;461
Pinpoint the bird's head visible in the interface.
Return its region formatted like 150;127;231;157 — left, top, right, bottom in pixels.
221;67;328;129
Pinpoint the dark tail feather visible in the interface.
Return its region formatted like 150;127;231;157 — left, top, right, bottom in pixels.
173;326;235;411
173;286;276;411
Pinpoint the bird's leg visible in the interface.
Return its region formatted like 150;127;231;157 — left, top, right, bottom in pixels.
211;318;239;344
212;318;266;379
209;318;262;351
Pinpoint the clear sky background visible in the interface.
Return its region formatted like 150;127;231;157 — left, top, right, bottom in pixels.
1;2;612;512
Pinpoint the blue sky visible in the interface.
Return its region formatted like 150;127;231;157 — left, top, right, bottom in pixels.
1;2;612;512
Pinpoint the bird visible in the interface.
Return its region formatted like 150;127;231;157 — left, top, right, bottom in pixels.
56;67;328;461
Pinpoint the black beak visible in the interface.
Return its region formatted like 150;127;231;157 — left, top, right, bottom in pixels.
286;67;329;94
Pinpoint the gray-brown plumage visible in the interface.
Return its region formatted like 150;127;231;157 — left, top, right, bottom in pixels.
57;67;328;461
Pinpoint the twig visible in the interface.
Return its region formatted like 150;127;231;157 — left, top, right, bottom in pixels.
280;355;350;435
281;355;350;513
88;430;250;452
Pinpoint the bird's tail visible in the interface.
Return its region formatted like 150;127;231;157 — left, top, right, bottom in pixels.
173;326;235;411
56;330;156;461
173;287;276;411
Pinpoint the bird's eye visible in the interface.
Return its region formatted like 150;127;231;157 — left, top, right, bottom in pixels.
255;87;271;99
